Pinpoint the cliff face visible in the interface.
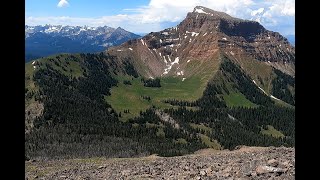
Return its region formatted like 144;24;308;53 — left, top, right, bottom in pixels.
183;6;295;63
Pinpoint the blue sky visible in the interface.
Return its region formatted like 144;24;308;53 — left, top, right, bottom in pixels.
26;0;295;36
26;0;150;17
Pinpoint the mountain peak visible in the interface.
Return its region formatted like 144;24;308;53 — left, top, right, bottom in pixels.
111;5;294;78
115;27;126;32
193;6;209;13
192;6;236;20
179;6;269;43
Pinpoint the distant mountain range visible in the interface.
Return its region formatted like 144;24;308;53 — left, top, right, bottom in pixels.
25;25;141;62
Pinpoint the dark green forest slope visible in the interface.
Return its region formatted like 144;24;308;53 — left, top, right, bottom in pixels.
25;53;294;160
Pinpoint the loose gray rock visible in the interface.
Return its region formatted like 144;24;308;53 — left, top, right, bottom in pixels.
25;146;294;180
267;159;279;167
256;165;286;175
200;170;206;176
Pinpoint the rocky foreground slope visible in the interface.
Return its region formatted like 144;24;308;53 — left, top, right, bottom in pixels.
25;146;294;179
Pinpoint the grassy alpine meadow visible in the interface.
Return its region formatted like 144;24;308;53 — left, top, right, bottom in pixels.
260;125;285;138
105;75;210;121
27;54;85;78
199;134;222;150
222;92;258;108
189;123;212;134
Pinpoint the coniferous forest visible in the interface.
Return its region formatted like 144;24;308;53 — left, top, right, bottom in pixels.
272;69;295;105
25;54;295;160
141;77;161;87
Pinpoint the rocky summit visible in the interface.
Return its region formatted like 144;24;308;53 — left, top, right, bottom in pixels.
25;146;294;179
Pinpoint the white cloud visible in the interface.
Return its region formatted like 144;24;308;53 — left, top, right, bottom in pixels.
57;0;69;8
249;0;294;35
27;0;295;35
251;8;264;16
267;0;295;16
133;0;254;23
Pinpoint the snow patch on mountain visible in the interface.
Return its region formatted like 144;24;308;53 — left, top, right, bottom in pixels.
163;56;180;75
258;87;267;95
172;57;180;64
186;31;199;37
177;71;184;76
163;56;168;64
252;80;268;95
140;39;146;46
270;95;281;101
162;32;169;35
194;7;210;15
44;26;61;33
191;32;199;37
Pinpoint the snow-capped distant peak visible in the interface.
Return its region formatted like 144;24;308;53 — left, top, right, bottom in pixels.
26;25;106;32
25;24;141;59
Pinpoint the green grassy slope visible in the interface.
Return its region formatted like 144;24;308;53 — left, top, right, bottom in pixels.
199;134;222;150
25;50;295;159
25;54;86;106
105;54;280;120
105;75;209;121
27;52;293;122
190;123;212;134
261;125;285;138
223;92;258;108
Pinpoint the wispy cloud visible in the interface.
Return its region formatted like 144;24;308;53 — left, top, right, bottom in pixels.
57;0;69;8
251;8;264;16
27;0;295;35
